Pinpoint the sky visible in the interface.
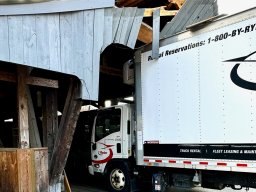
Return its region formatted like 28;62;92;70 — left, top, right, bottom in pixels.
218;0;256;15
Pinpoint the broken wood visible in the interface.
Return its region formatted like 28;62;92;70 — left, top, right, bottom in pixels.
49;78;82;185
144;7;178;17
138;22;153;43
168;0;186;9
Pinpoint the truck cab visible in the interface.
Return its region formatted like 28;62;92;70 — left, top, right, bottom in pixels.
88;104;135;191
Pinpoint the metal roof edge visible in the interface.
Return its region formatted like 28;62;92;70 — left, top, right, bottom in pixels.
0;0;114;16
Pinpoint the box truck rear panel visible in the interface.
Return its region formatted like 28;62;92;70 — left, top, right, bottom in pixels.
140;10;256;168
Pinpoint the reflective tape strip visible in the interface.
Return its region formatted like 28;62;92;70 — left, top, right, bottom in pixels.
144;158;250;168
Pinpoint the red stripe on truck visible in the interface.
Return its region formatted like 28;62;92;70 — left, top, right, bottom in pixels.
217;162;227;166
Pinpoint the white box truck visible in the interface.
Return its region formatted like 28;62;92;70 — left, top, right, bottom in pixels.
88;7;256;192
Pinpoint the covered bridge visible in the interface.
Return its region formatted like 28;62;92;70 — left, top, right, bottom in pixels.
0;0;144;191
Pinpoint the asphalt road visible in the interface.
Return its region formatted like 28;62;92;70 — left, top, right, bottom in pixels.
71;184;256;192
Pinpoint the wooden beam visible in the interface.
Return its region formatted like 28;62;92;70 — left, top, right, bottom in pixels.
116;0;144;7
169;0;186;9
27;87;42;148
100;65;123;78
0;71;58;88
42;89;58;166
144;7;178;17
138;22;152;44
49;78;82;186
17;66;29;149
27;77;59;88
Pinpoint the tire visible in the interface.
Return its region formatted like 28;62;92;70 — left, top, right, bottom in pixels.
107;163;131;192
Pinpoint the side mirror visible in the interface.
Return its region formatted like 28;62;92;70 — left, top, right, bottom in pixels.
92;143;96;150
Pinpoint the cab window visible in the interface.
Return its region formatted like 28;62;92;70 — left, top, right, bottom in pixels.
95;108;121;142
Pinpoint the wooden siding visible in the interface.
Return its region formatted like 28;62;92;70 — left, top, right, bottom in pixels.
160;0;218;39
0;148;48;192
0;0;114;15
0;7;144;101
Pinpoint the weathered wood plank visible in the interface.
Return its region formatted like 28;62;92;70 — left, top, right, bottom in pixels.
0;71;16;82
8;16;24;64
144;7;178;17
36;15;50;70
0;16;9;61
160;0;197;38
0;148;48;192
0;0;114;16
48;14;61;72
17;66;30;149
114;8;127;43
60;13;72;74
27;87;42;148
112;8;123;42
102;8;113;51
138;22;152;44
100;65;123;77
0;71;59;88
17;149;35;192
127;8;145;48
83;9;94;99
23;15;37;67
174;1;205;33
119;7;137;45
6;151;19;192
71;11;84;78
27;76;59;88
92;9;104;100
49;79;82;186
42;89;58;166
34;148;49;192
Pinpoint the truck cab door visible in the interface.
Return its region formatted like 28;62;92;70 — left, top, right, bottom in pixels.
91;107;123;174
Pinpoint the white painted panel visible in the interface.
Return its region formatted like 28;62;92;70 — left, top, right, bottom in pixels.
0;16;9;61
23;15;37;67
142;15;256;144
83;10;94;100
140;53;162;142
8;16;24;64
92;8;104;100
48;14;61;72
102;8;113;51
60;13;72;74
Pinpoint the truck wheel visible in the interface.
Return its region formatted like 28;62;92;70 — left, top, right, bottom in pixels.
107;163;131;192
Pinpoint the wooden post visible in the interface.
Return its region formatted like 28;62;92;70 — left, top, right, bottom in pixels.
42;89;58;165
17;66;29;149
49;78;82;186
27;87;42;148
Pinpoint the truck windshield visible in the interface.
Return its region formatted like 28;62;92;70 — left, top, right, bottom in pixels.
95;108;121;142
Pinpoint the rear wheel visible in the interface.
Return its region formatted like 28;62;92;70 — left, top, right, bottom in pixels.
107;163;131;192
